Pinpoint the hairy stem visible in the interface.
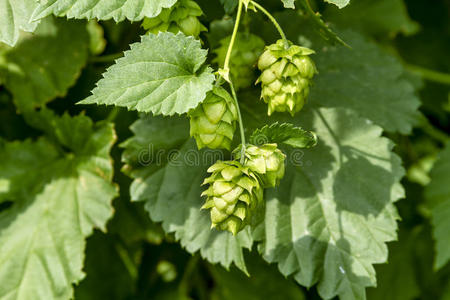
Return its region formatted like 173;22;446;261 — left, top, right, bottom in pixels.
229;81;247;163
405;63;450;85
223;0;243;75
250;0;289;49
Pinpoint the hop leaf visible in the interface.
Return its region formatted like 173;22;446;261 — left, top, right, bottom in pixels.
201;160;264;235
250;122;318;149
256;39;317;116
142;0;207;37
234;144;286;188
213;33;265;90
189;86;238;150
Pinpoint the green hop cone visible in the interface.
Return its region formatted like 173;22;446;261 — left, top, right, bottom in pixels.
201;160;264;235
142;0;207;37
213;33;265;90
256;39;317;116
234;143;286;188
189;86;238;150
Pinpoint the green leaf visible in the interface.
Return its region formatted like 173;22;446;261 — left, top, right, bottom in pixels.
309;29;421;134
121;115;252;273
0;17;90;111
210;253;305;300
281;0;295;9
32;0;178;22
249;122;317;149
325;0;419;37
251;106;404;300
425;142;450;270
80;32;215;116
324;0;350;9
0;0;38;46
0;112;117;299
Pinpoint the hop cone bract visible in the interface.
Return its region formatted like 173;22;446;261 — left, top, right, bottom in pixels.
213;33;265;90
189;86;238;150
256;39;317;116
234;143;286;188
142;0;207;37
201;160;264;235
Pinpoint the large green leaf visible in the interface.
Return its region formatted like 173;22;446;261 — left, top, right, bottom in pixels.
425;142;450;270
309;30;421;134
0;0;38;46
249;106;404;300
325;0;420;36
121;115;252;273
0;112;117;300
0;17;90;111
80;32;215;116
32;0;177;22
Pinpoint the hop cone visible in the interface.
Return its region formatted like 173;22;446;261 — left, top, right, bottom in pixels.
142;0;207;37
189;86;238;150
201;160;264;235
213;33;265;90
234;143;286;188
256;39;317;116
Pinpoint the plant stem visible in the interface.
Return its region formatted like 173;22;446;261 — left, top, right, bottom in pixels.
405;63;450;85
229;80;247;163
89;52;123;63
223;0;244;75
250;0;289;49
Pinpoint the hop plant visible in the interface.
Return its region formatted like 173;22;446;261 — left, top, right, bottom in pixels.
213;33;265;90
256;39;317;116
142;0;207;37
201;160;264;235
234;143;286;188
189;86;238;150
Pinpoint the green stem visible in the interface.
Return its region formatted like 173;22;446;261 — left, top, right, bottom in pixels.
178;255;200;296
250;0;289;49
405;63;450;85
229;81;247;163
89;52;123;63
223;0;244;74
114;241;138;280
418;114;449;144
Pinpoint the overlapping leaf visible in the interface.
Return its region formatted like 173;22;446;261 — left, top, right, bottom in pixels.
81;32;215;116
325;0;419;36
309;30;421;134
324;0;350;9
32;0;177;22
121;116;252;273
0;112;117;300
0;0;38;46
425;142;450;270
0;17;90;111
248;106;404;300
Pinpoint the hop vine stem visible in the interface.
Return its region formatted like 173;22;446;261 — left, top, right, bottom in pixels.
250;1;290;49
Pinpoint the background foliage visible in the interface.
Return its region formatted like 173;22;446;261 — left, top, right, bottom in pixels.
0;0;449;299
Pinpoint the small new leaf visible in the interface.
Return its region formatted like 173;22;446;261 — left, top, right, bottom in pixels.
250;122;317;149
281;0;296;9
80;32;215;116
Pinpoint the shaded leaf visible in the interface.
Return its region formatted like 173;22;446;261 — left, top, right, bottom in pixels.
425;142;450;270
0;112;117;299
121;115;252;273
0;17;90;111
